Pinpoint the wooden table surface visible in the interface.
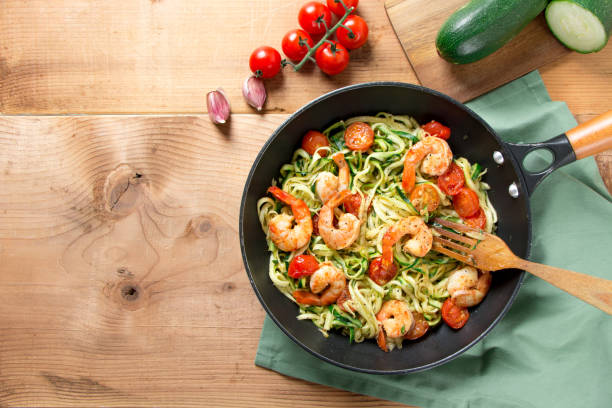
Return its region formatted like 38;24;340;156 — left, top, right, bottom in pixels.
0;1;610;407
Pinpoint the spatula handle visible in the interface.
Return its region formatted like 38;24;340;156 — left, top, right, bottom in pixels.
516;259;612;315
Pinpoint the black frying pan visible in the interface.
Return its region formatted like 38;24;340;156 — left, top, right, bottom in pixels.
239;82;610;374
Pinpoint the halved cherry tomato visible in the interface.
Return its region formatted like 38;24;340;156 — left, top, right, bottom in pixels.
327;0;358;16
315;41;350;75
298;2;332;35
336;15;368;50
282;29;314;62
422;120;451;140
301;130;330;156
441;298;469;329
463;207;486;230
249;46;282;79
409;184;440;213
288;254;319;279
437;162;464;196
344;122;374;152
404;312;429;340
453;187;480;218
368;256;398;286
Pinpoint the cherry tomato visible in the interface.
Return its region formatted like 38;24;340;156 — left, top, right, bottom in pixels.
336;15;368;50
441;298;469;329
422;120;451;140
282;29;314;62
298;2;332;35
368;256;398;286
288;254;319;279
327;0;359;16
409;184;440;213
249;46;282;79
437;162;465;196
404;312;429;340
453;187;480;218
463;207;486;230
315;41;350;75
301;130;330;156
344;122;374;152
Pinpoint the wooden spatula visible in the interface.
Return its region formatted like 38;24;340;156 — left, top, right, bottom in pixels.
432;218;612;315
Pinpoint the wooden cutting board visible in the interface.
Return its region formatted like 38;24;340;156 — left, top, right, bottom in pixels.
384;0;572;102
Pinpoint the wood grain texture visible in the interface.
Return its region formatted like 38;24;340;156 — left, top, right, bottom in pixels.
0;115;408;407
0;0;416;114
384;0;571;102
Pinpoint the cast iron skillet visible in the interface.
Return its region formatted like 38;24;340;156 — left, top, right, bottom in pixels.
239;82;610;374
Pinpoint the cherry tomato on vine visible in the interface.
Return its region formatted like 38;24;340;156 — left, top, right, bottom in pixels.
288;255;319;279
463;207;486;230
327;0;359;16
441;298;469;329
298;2;332;35
336;15;368;50
249;46;281;79
282;29;314;62
422;120;451;140
315;41;350;75
301;130;330;156
453;187;480;218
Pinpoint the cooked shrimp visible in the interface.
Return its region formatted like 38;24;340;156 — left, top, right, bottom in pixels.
447;266;492;308
376;300;415;351
267;186;313;252
381;216;432;269
292;262;346;306
318;190;361;250
315;153;350;204
402;136;453;193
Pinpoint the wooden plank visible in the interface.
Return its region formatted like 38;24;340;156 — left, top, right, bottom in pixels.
0;115;409;407
384;0;571;102
0;0;416;114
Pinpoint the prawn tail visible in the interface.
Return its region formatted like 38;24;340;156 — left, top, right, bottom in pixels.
292;290;322;306
402;162;416;193
376;327;388;352
268;186;296;206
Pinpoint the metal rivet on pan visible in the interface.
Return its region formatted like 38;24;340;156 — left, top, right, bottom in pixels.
508;182;519;198
493;151;504;164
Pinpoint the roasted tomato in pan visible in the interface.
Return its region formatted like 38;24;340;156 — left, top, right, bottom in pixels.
441;298;469;329
288;254;319;279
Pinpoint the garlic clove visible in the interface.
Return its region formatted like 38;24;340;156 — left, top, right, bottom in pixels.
242;76;267;111
207;88;231;124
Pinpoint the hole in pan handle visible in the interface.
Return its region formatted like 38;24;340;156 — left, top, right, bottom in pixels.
504;111;612;197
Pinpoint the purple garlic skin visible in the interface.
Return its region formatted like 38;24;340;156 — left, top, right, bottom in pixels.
242;76;267;111
207;88;230;124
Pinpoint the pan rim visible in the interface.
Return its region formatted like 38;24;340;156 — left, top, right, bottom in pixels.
239;81;529;374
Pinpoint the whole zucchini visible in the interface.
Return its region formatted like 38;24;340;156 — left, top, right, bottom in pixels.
436;0;549;64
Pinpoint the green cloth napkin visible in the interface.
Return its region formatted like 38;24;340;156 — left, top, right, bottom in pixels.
255;71;612;408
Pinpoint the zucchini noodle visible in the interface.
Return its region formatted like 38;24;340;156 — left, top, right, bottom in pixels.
257;113;497;348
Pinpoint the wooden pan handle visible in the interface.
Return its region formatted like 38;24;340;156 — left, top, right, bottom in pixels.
515;259;612;316
566;111;612;160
